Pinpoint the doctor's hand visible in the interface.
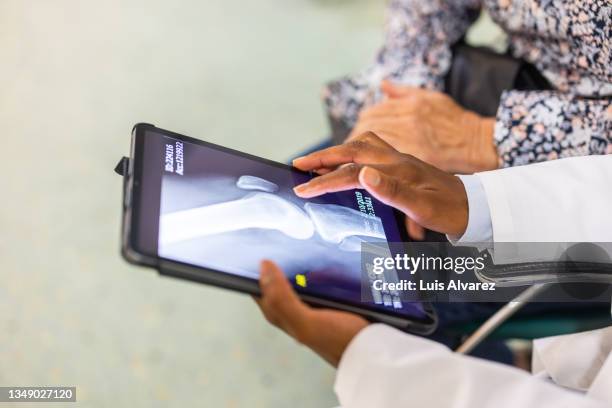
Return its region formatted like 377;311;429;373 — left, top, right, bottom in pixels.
254;260;368;367
347;81;498;174
293;132;469;238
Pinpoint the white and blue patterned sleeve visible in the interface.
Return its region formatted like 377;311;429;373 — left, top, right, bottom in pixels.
323;0;482;132
494;90;612;168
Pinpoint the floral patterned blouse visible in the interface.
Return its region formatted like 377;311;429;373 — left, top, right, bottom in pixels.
323;0;611;167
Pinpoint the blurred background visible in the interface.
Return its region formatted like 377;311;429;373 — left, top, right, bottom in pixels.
0;1;498;406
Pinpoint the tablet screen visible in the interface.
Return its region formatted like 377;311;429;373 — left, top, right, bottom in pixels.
136;128;426;320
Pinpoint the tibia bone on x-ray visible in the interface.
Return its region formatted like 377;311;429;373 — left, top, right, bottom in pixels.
160;192;315;245
236;175;279;193
304;202;386;245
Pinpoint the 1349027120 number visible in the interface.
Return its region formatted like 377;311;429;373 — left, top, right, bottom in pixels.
1;387;76;402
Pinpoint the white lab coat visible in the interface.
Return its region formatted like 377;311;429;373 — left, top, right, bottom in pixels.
335;325;612;408
477;155;612;243
335;155;612;407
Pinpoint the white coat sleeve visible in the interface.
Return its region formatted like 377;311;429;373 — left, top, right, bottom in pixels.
531;326;612;396
475;155;612;243
334;324;607;408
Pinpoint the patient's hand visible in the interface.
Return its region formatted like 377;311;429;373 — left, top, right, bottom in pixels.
293;132;469;238
254;260;368;367
348;81;498;174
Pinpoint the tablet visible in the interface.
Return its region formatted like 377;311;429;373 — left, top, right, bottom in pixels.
119;123;436;333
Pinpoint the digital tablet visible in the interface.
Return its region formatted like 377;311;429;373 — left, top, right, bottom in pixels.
118;123;436;333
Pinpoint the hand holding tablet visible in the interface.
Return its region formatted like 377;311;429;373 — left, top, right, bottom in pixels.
255;260;368;367
118;124;437;333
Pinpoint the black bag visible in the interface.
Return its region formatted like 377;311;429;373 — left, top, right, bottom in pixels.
445;42;551;117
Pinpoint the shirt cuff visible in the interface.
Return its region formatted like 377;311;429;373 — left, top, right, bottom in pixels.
447;175;493;245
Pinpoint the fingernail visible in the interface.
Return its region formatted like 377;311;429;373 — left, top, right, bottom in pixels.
360;167;380;187
293;183;309;194
292;156;306;166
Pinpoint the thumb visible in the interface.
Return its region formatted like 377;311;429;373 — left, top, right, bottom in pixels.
381;80;416;99
256;260;311;333
359;166;413;212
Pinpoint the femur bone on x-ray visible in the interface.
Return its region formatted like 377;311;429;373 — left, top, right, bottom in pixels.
160;175;386;251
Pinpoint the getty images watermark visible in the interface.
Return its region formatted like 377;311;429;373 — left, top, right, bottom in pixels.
361;242;612;304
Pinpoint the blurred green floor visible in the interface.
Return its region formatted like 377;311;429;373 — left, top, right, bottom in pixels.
0;1;506;406
0;0;387;406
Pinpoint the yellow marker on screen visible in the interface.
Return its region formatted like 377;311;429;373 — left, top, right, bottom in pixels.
295;274;307;287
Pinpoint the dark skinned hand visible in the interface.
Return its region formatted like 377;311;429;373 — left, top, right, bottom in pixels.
293;132;469;237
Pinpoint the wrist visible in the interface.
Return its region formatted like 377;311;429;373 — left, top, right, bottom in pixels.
461;112;498;172
475;116;498;171
448;175;469;237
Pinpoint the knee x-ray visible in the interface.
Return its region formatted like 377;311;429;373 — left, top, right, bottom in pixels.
156;136;405;305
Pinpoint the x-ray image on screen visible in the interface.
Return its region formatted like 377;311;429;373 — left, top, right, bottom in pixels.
156;137;405;304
